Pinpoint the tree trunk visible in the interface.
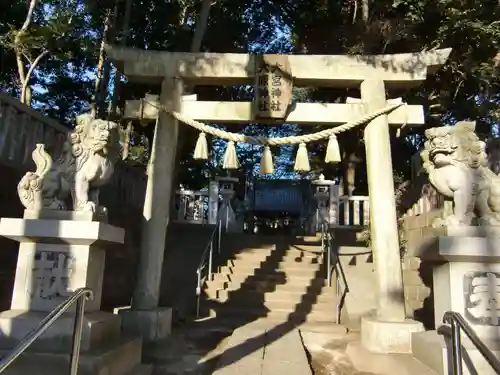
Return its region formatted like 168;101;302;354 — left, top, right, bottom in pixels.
15;0;39;104
345;159;356;196
92;4;118;118
109;0;133;160
17;5;74;106
190;0;212;54
110;0;132;119
21;50;49;105
171;0;214;191
362;0;369;22
122;121;133;160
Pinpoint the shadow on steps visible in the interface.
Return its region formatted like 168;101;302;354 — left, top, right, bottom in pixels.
153;231;349;375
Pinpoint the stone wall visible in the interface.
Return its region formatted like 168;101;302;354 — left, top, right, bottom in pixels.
404;210;443;250
0;166;24;311
402;256;431;325
398;172;445;328
402;208;445;328
0;94;147;311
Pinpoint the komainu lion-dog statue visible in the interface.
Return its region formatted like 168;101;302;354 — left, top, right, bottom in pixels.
421;120;500;227
17;114;120;215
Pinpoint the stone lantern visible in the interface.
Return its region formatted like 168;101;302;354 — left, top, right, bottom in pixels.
216;176;240;232
311;174;338;232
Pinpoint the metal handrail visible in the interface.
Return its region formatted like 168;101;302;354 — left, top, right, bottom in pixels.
321;221;349;324
0;288;93;375
443;311;500;375
334;252;349;324
195;220;222;317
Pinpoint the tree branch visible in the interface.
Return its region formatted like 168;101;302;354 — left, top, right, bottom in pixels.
91;8;114;118
14;0;40;89
15;54;26;89
21;49;49;104
362;0;369;23
19;0;39;34
22;52;33;65
110;0;132;118
122;121;133;160
190;0;214;53
353;0;358;24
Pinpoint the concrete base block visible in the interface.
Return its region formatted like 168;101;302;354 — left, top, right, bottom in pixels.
412;330;500;375
0;336;144;375
0;310;120;352
23;209;109;223
119;307;172;342
0;216;124;246
361;315;424;354
0;216;125;314
345;340;440;375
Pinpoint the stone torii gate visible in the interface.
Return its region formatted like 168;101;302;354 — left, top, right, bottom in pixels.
105;44;450;353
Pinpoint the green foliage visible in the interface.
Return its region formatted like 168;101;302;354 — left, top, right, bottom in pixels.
1;1;87;65
0;0;499;189
0;2;31;92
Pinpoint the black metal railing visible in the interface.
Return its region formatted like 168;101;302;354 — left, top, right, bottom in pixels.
195;220;222;317
443;311;500;375
0;288;93;375
321;221;349;324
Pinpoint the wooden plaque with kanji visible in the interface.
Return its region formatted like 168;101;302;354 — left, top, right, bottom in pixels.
254;55;293;119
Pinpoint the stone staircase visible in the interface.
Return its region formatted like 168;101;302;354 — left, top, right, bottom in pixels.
145;230;443;375
203;233;341;325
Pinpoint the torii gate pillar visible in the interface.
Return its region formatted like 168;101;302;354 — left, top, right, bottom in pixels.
119;77;183;342
359;79;424;354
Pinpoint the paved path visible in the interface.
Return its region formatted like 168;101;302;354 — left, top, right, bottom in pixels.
212;321;312;375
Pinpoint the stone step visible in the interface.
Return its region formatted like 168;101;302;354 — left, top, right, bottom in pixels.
227;255;323;269
228;251;323;265
289;243;323;252
205;277;330;294
207;275;326;292
0;336;143;375
337;245;372;256
207;287;337;304
227;245;323;257
290;234;322;242
221;233;321;244
206;294;337;312
213;271;325;286
218;264;323;278
207;297;337;314
195;316;347;335
224;256;324;270
222;243;278;252
207;304;337;323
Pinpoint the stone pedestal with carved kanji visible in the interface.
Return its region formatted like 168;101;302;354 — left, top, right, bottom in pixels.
0;210;151;375
412;226;500;375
